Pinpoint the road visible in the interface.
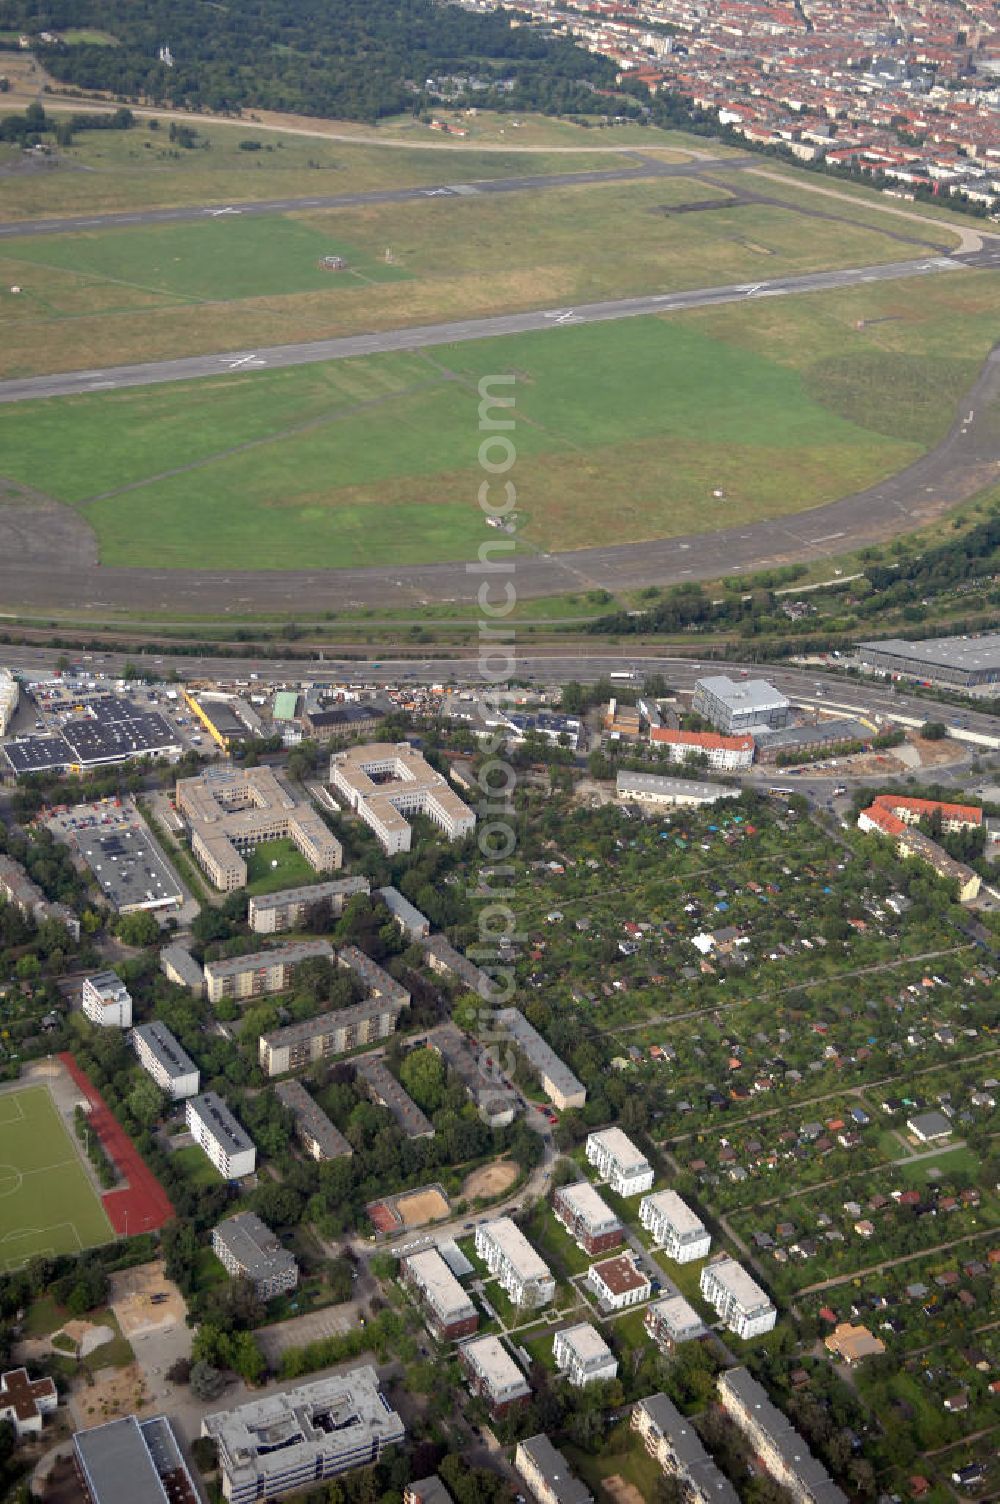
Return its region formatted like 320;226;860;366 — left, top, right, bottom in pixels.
0;154;753;242
4;249;997;408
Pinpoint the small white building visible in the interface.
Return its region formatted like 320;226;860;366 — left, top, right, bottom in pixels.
585;1128;654;1197
699;1257;776;1339
475;1218;555;1309
185;1092;256;1180
552;1323;618;1388
639;1190;711;1263
131;1021;200;1100
644;1294;707;1352
587;1253;651;1312
82;971;132;1029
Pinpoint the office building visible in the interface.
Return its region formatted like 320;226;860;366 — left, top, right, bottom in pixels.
587;1253;651;1312
649;727;755;770
401;1248;478;1341
82;970;132;1029
459;1336;531;1417
329;742;475;854
354;1054;435;1139
855;632;1000;688
159;943;204;996
274;1078;352;1160
496;1008;586;1110
475;1218;555;1308
0;668;18;735
616;771;741;809
0;1368;56;1438
552;1323;618;1387
552;1181;623;1256
632;1393;738;1504
699;1257;776;1339
639;1190;711;1263
185;1092;256;1180
585;1128;654;1197
130;1021;200;1100
247;875;369;934
693;675;790;734
0;853;80;940
644;1293;707;1351
203;1368;404;1503
718;1368;848;1504
73;1414;199;1504
514;1435;593;1504
212;1212;298;1301
204;939;335;1003
176;765;342;890
259;998;401;1078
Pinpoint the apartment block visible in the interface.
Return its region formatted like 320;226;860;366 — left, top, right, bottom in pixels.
644;1293;707;1352
130;1021;200;1100
648;726;755;771
459;1335;531;1417
475;1218;555;1309
401;1248;478;1341
405;1478;454;1504
259;998;400;1078
639;1190;711;1263
204;939;334;1004
718;1368;848;1504
338;944;411;1010
496;1008;586;1110
632;1393;738;1504
353;1054;434;1139
203;1368;404;1503
212;1212;298;1301
552;1323;618;1388
0;668;18;735
176;765;342;891
330;742;475;854
81;970;132;1029
0;853;80;941
585;1128;654;1197
273;1078;352;1161
427;1022;516;1128
515;1435;593;1504
185;1092;256;1180
552;1181;623;1256
587;1253;651;1312
699;1257;776;1340
248;876;369;933
376;884;430;939
159;942;204;996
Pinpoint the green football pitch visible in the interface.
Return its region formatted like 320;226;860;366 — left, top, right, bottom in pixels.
0;1085;113;1268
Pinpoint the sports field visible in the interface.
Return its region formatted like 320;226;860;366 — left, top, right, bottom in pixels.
0;1085;113;1268
0;269;994;571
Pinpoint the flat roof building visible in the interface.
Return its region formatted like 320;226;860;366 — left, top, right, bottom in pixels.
693;676;790;735
82;970;132;1030
204;939;335;1004
639;1190;711;1263
616;771;740;809
74;1414;199;1504
515;1434;593;1504
185;1092;256;1180
585;1128;654;1198
248;876;369;933
718;1368;848;1504
552;1323;618;1388
632;1393;738;1504
553;1181;623;1257
131;1021;200;1100
644;1293;707;1351
459;1335;531;1416
329;742;475;854
401;1247;478;1341
700;1257;776;1340
497;1008;586;1110
354;1054;435;1139
176;765;342;890
274;1078;352;1160
212;1212;298;1301
856;632;1000;688
203;1367;404;1503
475;1218;555;1309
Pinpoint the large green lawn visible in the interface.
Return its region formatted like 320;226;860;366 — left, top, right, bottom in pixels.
244;837;319;895
0;1085;113;1267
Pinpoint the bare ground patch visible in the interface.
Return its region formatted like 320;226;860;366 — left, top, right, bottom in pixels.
462;1160;518;1200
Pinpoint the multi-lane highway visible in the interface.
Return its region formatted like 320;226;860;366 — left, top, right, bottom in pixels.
3;249;995;407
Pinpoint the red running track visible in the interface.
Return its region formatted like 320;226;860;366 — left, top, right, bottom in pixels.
59;1052;174;1237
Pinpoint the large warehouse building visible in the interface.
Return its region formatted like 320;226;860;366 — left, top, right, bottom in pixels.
855;633;1000;689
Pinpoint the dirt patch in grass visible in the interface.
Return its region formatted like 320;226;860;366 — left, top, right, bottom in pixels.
396;1187;450;1227
601;1477;645;1504
462;1161;518;1200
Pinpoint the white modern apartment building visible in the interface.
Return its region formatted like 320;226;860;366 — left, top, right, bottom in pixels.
458;1335;531;1416
699;1257;776;1339
130;1021;200;1100
644;1293;707;1352
632;1393;739;1504
718;1368;848;1504
639;1190;711;1263
203;1367;404;1503
587;1253;651;1312
475;1218;555;1308
81;971;132;1029
330;742;475;854
401;1248;478;1341
185;1092;256;1180
585;1128;654;1197
552;1323;618;1388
